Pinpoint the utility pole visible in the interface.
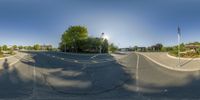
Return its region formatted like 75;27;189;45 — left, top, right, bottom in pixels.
99;33;104;54
178;26;181;67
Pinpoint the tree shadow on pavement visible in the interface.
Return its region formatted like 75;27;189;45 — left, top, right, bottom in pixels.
19;51;200;100
0;59;33;99
20;52;138;99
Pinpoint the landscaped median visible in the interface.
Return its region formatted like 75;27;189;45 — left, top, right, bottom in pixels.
138;52;200;72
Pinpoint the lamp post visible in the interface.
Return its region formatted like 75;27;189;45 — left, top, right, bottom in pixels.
99;33;105;54
178;26;181;67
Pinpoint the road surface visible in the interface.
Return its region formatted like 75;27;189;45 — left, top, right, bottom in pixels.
0;52;200;100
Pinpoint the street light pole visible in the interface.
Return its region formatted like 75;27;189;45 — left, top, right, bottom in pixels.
99;33;104;54
178;26;181;67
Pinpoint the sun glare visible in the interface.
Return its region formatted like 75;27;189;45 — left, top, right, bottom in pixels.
103;35;109;40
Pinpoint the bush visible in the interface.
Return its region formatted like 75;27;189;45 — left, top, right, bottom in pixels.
8;50;15;55
181;52;199;58
169;50;199;58
169;50;178;56
0;51;3;58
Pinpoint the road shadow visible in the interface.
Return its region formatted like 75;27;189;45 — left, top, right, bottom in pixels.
0;59;33;99
19;51;200;100
20;51;138;99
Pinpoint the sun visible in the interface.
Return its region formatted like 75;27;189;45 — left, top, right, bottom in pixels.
103;35;109;40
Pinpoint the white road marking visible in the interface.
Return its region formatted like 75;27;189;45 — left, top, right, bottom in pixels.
92;60;98;63
91;54;98;59
33;60;36;97
9;53;29;66
42;53;114;64
136;53;140;92
164;89;168;93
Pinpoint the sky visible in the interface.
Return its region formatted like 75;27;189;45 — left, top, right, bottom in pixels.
0;0;200;48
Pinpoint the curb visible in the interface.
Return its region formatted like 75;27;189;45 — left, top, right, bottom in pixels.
167;53;200;60
137;53;200;72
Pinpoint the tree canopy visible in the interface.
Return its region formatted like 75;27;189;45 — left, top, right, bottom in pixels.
59;25;109;53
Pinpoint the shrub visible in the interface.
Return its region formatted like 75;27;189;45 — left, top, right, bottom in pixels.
183;52;199;58
0;51;3;58
8;50;15;55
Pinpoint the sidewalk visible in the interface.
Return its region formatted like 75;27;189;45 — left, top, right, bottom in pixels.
0;52;27;70
139;52;200;72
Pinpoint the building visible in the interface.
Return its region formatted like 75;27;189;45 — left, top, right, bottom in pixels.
40;45;52;50
185;44;200;52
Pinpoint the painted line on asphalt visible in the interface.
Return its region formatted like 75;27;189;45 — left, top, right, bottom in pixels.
135;53;140;92
9;54;29;66
56;51;108;56
42;53;115;64
90;54;98;59
32;57;37;98
9;59;20;66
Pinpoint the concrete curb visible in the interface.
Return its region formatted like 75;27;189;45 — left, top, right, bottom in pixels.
137;52;200;72
167;53;200;60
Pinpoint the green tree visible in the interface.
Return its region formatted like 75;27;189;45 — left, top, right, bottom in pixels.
27;46;33;50
180;43;186;52
33;44;40;50
12;45;17;50
109;43;118;53
2;45;8;51
60;25;88;52
155;43;163;51
102;39;109;53
18;46;23;50
82;37;101;53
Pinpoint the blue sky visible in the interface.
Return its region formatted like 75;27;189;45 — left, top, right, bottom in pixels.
0;0;200;48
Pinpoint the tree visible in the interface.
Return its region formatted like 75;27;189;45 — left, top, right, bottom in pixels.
109;43;118;53
27;46;33;50
33;44;40;50
155;43;163;51
18;46;23;50
102;39;109;53
133;46;138;51
12;45;17;50
180;43;186;52
60;25;88;52
2;45;8;51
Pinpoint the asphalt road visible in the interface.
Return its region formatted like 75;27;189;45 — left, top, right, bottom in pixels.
0;52;200;100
